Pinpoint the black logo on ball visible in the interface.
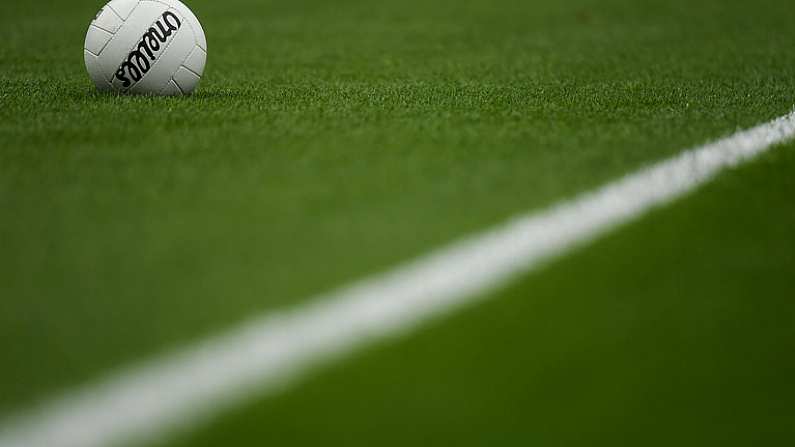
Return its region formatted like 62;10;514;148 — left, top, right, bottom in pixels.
114;11;182;88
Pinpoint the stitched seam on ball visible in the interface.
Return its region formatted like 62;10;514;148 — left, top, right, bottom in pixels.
88;25;115;56
91;21;117;35
178;46;204;78
181;64;202;79
172;78;186;95
105;3;126;21
125;8;188;93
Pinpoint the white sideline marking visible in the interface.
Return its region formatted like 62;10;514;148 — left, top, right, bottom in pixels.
2;111;795;447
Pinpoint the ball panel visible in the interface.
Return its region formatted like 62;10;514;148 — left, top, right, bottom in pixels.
172;66;201;94
84;25;114;56
84;50;114;90
182;46;206;77
93;7;124;34
106;0;140;21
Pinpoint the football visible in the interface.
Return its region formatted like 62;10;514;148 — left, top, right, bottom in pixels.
84;0;207;95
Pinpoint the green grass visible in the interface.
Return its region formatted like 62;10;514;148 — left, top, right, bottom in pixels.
167;141;795;447
1;0;794;443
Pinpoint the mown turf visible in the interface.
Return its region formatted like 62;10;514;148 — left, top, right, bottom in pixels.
0;0;793;437
165;142;795;447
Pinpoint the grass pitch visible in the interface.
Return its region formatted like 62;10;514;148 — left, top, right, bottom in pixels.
1;0;794;445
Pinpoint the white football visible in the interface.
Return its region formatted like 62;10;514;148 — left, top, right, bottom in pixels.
84;0;207;96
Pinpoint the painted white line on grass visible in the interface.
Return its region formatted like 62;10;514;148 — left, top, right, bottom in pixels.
2;111;795;447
